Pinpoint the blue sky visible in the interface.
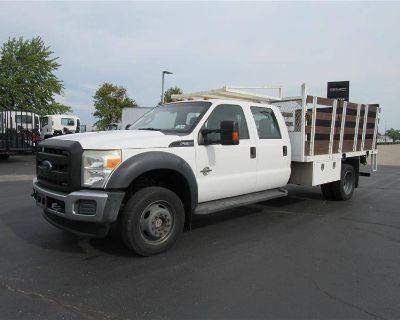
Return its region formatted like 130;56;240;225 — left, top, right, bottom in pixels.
0;1;399;130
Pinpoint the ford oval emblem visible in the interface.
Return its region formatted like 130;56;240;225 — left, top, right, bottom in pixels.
42;160;53;171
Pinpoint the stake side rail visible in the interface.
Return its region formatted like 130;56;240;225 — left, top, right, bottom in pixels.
272;95;379;162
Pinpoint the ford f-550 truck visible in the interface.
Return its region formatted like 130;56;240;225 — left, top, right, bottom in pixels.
32;84;379;256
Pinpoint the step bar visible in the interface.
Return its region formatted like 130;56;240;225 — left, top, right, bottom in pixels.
194;188;288;215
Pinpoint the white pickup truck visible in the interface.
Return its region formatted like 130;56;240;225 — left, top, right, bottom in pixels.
32;84;379;256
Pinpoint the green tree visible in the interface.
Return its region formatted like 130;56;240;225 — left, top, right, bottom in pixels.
42;102;72;115
0;36;71;114
93;82;137;130
386;128;400;141
163;86;183;103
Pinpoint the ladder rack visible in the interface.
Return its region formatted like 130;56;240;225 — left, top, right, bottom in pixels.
172;85;283;103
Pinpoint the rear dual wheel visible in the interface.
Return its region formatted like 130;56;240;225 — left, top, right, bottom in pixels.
321;164;355;201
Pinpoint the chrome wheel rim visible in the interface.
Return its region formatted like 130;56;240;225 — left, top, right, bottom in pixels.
139;201;174;244
343;171;353;194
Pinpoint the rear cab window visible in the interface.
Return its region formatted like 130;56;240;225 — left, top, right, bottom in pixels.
250;106;281;139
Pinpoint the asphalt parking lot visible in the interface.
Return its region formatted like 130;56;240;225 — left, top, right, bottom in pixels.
1;155;400;320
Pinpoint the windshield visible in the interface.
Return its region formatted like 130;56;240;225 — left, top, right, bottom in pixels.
41;117;49;126
130;101;211;133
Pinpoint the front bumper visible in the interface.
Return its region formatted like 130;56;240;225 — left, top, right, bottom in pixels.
32;179;125;236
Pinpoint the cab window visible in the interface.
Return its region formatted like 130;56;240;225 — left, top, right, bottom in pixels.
61;118;75;126
202;104;249;142
251;107;281;139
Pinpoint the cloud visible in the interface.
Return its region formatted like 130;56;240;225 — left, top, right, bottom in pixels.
0;1;399;128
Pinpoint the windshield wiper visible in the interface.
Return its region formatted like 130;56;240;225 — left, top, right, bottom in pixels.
138;127;162;131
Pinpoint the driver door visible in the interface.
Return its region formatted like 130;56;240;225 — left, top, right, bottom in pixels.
195;104;257;203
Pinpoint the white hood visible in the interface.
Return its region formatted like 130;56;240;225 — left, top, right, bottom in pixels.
50;130;186;149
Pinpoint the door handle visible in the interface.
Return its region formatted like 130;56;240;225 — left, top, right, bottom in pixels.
250;147;256;159
283;145;287;156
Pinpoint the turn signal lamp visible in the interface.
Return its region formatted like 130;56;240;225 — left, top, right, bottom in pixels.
106;158;121;169
232;131;239;143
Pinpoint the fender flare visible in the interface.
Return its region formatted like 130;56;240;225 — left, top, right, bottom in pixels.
105;151;198;211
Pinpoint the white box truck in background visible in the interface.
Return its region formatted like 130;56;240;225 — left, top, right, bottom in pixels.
40;115;81;139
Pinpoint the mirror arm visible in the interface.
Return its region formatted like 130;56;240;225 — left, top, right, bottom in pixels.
201;128;220;135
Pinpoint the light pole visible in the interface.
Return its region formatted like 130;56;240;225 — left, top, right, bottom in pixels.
385;120;387;142
161;70;173;104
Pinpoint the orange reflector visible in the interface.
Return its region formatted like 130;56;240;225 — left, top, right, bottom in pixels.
232;131;239;142
106;158;121;169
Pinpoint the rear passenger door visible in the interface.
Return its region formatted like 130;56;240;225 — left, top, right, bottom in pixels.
250;106;291;191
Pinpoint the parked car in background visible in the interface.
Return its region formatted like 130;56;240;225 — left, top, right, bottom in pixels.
105;123;122;131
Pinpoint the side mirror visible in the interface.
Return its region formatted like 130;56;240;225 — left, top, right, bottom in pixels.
220;121;239;145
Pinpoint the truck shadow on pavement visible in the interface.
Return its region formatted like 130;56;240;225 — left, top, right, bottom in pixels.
87;205;266;257
1;189;320;259
90;192;315;257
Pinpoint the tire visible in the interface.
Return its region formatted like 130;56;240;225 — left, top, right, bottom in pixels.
321;183;334;200
119;187;185;256
331;164;355;201
0;155;9;160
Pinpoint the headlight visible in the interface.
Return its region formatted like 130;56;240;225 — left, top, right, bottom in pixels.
82;150;121;188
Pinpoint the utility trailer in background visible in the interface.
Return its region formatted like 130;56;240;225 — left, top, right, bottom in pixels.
0;110;40;159
173;83;379;190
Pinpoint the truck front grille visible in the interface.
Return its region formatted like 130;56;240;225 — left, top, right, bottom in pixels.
36;140;83;193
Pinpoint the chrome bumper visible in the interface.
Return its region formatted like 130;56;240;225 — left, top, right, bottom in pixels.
32;179;125;223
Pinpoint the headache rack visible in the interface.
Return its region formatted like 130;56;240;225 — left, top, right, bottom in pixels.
173;84;379;170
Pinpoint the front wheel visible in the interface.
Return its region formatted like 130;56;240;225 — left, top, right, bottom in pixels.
119;187;185;256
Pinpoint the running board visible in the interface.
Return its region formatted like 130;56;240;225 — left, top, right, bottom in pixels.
194;188;288;215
